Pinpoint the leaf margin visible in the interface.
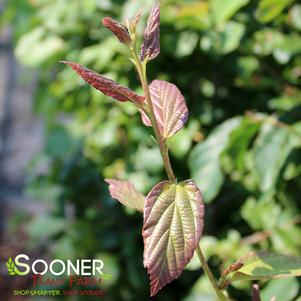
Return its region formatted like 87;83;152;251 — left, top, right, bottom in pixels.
142;179;205;296
105;178;145;212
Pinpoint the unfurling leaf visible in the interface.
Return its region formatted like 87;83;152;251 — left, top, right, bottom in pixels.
102;17;131;44
221;259;244;277
222;251;301;288
131;9;143;31
61;61;144;104
105;179;145;212
140;3;160;61
141;80;188;139
143;180;205;296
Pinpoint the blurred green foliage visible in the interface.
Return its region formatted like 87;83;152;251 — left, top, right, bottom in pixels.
3;0;301;300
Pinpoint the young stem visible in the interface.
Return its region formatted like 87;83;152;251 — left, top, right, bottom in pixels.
130;44;226;300
196;245;227;301
130;48;176;182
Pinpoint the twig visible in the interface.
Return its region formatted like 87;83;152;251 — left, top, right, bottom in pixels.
252;284;261;301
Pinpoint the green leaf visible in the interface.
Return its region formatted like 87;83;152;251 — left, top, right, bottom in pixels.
169;127;193;159
200;21;245;55
268;94;301;111
289;4;301;31
273;34;301;64
183;275;219;301
224;118;260;171
220;22;245;54
15;27;65;67
79;38;121;71
223;251;301;285
253;123;297;192
176;32;199;58
143;180;205;296
211;0;250;26
261;277;299;301
26;215;66;240
166;2;210;30
241;194;281;231
105;179;145;212
189;117;241;202
252;29;284;56
256;0;294;23
132;146;162;173
45;125;77;158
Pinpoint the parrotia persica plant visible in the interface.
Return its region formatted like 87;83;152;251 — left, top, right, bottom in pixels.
62;3;301;300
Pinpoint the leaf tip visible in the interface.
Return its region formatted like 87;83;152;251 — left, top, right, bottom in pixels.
140;2;160;61
150;281;160;297
105;178;145;212
60;60;80;71
102;16;131;44
143;180;204;297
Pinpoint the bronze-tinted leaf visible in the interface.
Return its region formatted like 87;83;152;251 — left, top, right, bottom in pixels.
221;259;244;277
102;17;131;44
105;179;145;212
61;61;144;104
140;3;160;61
143;180;205;296
141;80;188;138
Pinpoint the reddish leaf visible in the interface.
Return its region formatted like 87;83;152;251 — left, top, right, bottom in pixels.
61;61;144;104
221;259;244;277
143;180;205;296
141;80;188;138
102;17;131;44
105;179;145;212
140;3;160;61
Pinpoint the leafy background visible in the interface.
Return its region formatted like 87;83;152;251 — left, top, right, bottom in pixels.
2;0;301;300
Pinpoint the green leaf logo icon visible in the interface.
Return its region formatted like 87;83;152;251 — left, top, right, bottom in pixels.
6;257;22;276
